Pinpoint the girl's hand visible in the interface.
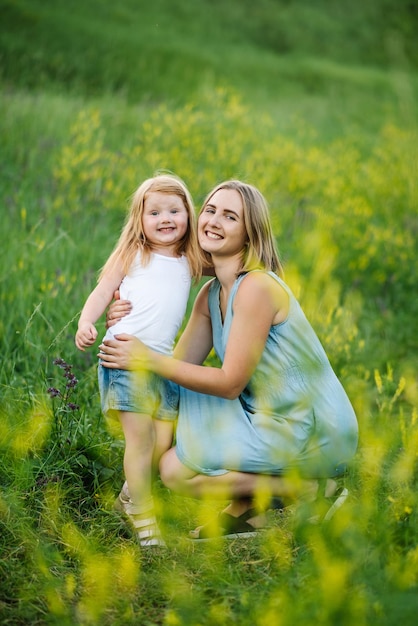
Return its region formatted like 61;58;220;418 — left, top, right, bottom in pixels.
75;322;98;351
106;290;132;328
98;334;150;370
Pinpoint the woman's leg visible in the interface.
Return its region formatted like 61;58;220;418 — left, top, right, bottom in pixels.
160;448;320;538
160;447;318;504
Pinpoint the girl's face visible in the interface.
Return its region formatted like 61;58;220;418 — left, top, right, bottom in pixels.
142;191;189;254
198;188;247;257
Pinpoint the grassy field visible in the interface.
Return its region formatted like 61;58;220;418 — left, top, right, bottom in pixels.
1;1;418;624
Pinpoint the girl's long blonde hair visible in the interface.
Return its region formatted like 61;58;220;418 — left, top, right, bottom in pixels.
99;174;201;280
199;180;284;277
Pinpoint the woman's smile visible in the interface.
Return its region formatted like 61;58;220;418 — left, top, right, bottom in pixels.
205;230;223;240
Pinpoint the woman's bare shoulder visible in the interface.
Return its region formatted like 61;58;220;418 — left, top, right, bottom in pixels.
237;272;289;314
239;271;285;294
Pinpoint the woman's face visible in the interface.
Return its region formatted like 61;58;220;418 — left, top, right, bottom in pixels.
198;188;247;257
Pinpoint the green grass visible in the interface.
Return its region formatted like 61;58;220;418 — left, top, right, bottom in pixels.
1;0;418;624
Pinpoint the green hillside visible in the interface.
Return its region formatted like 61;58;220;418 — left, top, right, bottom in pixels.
1;0;417;102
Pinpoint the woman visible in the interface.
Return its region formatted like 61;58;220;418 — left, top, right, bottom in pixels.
100;180;358;540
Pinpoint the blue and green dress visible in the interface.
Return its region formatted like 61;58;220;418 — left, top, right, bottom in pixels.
174;272;358;478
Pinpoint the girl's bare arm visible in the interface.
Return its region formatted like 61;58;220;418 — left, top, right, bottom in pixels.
76;267;124;350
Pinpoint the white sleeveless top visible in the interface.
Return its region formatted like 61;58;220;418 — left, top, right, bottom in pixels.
103;251;191;354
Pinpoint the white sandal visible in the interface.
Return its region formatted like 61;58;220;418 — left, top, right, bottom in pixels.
114;483;166;547
306;485;349;524
322;486;349;521
114;481;130;513
129;514;166;548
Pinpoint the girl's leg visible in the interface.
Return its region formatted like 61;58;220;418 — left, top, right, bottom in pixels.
119;411;165;547
118;419;174;495
120;411;155;507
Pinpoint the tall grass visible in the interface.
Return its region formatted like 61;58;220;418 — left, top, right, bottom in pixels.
1;0;418;624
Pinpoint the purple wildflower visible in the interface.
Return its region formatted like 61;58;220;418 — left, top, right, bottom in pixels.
53;357;69;369
47;387;61;398
48;357;80;412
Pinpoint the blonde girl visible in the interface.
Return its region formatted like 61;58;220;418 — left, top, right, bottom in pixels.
75;174;201;547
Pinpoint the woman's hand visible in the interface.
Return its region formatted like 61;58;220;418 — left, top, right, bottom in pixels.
106;290;132;328
98;334;150;370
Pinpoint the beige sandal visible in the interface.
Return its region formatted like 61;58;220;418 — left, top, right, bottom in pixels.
298;482;349;525
114;481;130;513
129;514;166;548
114;483;166;548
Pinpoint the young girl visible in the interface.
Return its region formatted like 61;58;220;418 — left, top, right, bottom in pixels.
75;174;201;547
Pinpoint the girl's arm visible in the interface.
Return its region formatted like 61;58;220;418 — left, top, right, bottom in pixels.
99;273;288;399
75;266;125;351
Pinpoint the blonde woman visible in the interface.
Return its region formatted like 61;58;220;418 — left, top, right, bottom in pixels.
75;174;201;546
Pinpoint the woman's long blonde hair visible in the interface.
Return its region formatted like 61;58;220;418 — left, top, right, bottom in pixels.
199;180;284;277
99;174;201;280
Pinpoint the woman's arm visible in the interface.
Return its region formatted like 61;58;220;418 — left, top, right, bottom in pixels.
99;273;288;399
106;290;132;327
159;272;287;398
172;283;213;364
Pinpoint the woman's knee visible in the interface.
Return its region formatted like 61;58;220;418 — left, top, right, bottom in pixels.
159;449;199;496
159;458;176;490
159;449;186;491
